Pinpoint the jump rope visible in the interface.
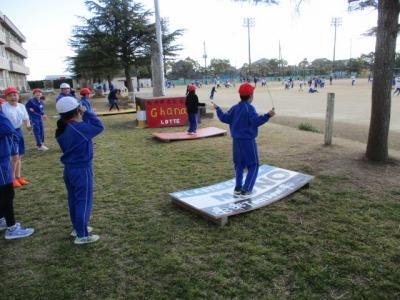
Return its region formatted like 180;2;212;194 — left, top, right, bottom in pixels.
211;83;275;111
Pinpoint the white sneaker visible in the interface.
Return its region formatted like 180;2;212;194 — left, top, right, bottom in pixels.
74;234;100;245
71;226;93;237
5;223;34;240
37;145;49;151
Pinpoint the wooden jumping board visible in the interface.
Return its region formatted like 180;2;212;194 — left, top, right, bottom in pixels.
170;165;314;225
152;126;227;143
95;108;136;116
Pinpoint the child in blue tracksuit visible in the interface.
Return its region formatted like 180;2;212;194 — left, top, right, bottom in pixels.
78;88;92;111
0;107;34;240
55;97;104;245
214;83;275;197
26;88;49;151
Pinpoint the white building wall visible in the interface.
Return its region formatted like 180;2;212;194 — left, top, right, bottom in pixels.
0;10;30;92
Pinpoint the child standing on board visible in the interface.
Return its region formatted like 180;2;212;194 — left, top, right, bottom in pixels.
26;88;49;151
1;87;32;188
0;100;34;239
213;83;275;197
185;84;205;135
55;97;104;244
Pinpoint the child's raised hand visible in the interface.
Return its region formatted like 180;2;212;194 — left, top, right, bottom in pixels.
79;105;87;114
268;110;276;117
213;103;218;110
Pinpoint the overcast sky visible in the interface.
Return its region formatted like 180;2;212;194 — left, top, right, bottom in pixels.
1;0;378;80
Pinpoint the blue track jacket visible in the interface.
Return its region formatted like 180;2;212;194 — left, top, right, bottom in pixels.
216;101;271;138
56;110;104;167
0;110;15;185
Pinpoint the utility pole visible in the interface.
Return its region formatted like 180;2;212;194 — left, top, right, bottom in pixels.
243;17;255;77
331;17;342;74
153;0;165;96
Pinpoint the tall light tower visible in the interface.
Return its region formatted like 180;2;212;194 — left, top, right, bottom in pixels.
243;17;255;76
331;17;342;74
203;41;207;83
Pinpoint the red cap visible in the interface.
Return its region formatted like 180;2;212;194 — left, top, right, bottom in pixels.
188;85;196;92
32;88;42;94
238;83;255;96
4;86;19;96
80;88;91;95
0;98;5;103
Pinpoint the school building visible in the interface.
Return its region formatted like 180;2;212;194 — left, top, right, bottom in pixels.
0;10;30;93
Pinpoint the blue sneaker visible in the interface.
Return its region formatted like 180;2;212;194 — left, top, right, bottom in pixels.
0;218;6;231
5;223;34;240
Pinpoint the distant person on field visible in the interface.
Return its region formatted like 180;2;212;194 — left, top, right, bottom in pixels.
185;85;205;135
308;87;318;93
351;75;356;86
108;89;121;112
25;88;49;151
393;77;400;96
1;87;32;188
213;83;275;197
56;83;75;102
0;104;34;240
55;97;104;244
210;86;217;100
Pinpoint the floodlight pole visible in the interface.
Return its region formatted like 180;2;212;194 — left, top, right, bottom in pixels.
244;17;255;77
331;17;342;74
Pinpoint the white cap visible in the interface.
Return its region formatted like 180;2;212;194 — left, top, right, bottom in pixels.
60;83;70;89
56;96;79;113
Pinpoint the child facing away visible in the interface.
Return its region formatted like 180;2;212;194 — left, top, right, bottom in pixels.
78;88;92;111
185;84;205;135
210;86;217;100
107;89;121;112
1;87;32;188
25;88;49;151
0;102;34;239
213;83;275;197
55;97;104;244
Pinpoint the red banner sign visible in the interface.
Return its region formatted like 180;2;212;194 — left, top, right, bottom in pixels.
145;97;187;128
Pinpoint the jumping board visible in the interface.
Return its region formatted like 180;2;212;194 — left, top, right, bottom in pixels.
170;165;314;225
152;126;227;142
95;108;136;116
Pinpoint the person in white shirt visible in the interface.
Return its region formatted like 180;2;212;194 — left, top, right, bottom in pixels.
1;87;32;188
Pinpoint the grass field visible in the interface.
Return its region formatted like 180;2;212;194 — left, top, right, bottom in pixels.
1;90;400;299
